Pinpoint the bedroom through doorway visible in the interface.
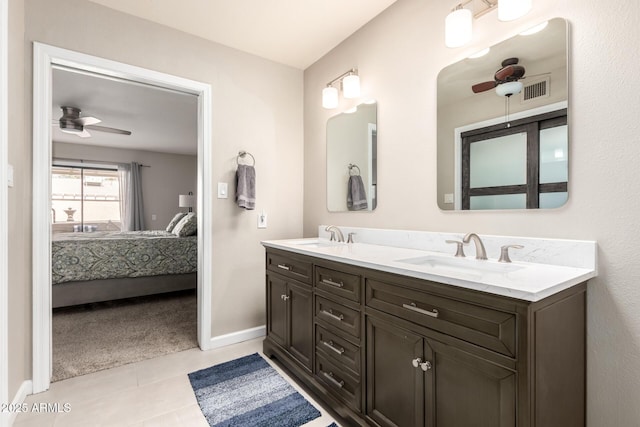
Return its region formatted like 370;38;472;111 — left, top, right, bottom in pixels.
50;66;200;382
32;43;213;393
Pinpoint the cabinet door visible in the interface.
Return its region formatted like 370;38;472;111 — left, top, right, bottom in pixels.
288;281;313;370
266;274;287;348
366;315;424;427
427;338;516;427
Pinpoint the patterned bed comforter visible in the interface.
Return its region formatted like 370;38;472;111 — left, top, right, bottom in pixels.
52;230;197;285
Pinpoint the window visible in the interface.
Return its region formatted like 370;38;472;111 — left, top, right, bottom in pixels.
51;164;121;232
461;109;568;210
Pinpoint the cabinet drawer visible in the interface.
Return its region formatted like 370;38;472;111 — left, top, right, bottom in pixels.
316;296;361;338
315;354;361;412
366;279;516;357
315;266;361;302
266;251;313;284
315;324;361;376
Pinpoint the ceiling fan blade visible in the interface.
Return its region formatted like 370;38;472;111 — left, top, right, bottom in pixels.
78;130;92;138
76;116;101;126
472;81;497;93
495;65;526;81
85;124;132;136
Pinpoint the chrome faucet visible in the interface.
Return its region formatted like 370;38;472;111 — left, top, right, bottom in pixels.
325;225;345;242
462;233;487;260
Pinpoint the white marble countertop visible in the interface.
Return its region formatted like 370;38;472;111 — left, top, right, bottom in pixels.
261;238;597;302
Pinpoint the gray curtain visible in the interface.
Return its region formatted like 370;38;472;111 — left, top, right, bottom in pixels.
118;162;145;231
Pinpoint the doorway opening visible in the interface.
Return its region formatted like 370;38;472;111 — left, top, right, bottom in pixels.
32;43;213;392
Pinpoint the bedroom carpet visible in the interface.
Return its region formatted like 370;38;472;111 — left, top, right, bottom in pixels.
52;290;197;382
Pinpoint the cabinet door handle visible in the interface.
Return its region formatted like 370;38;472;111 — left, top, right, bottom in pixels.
281;294;290;301
321;278;344;288
322;340;345;355
323;371;345;389
321;309;344;322
277;264;291;271
403;302;439;318
411;357;432;371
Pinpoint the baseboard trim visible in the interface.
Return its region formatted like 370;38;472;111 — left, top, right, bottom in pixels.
7;380;32;426
208;325;265;350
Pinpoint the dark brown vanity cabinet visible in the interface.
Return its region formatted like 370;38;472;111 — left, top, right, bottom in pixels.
265;251;314;371
263;248;586;427
366;312;516;427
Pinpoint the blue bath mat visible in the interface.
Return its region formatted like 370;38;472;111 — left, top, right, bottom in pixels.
188;353;321;427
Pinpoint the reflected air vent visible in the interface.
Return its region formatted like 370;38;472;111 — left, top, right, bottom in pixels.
521;77;550;103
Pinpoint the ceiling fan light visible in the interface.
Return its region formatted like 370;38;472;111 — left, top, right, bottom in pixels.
342;73;361;99
322;86;339;109
498;0;532;22
445;8;473;48
495;81;523;97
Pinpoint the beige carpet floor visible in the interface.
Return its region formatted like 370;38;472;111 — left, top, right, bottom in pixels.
52;290;198;382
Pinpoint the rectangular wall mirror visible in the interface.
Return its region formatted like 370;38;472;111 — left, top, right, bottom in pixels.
327;101;377;212
437;17;568;210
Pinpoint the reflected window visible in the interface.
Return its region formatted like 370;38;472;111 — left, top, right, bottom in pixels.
461;109;567;209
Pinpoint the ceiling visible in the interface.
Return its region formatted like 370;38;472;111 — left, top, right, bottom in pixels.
52;67;198;155
438;18;568;108
88;0;398;70
53;1;398;156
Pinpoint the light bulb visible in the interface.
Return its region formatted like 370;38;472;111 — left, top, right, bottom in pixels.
445;8;472;48
342;74;360;99
498;0;532;22
322;86;338;109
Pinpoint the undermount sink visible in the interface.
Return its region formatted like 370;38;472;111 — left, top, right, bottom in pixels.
395;255;525;274
292;239;344;248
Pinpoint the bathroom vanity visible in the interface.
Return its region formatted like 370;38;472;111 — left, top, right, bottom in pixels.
262;228;596;427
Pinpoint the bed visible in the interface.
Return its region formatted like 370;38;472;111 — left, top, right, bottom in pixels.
52;230;197;308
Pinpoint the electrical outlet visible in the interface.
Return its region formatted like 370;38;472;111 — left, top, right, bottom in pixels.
258;211;267;229
444;193;454;204
151;214;157;221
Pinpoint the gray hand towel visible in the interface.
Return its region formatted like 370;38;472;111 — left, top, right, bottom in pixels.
235;164;256;210
347;175;368;211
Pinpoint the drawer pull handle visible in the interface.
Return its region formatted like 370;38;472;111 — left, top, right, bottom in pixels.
403;302;439;318
323;371;345;389
322;278;344;288
322;340;345;355
321;309;344;322
277;264;291;271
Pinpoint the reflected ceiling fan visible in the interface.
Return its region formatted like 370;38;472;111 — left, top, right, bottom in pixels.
471;57;527;97
53;106;132;138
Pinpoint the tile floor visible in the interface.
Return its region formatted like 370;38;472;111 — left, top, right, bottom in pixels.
13;338;339;427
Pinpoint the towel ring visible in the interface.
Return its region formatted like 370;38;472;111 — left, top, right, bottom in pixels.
348;163;360;176
237;151;255;166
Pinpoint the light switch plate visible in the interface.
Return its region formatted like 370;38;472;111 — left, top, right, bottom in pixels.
217;182;228;199
258;211;267;229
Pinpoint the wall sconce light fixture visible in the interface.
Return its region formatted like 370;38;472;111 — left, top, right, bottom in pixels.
445;0;532;48
322;68;360;109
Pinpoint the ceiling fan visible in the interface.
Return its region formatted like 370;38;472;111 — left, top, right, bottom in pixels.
53;106;132;138
471;58;527;96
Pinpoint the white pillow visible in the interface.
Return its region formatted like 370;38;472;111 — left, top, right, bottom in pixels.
172;212;197;237
165;212;187;232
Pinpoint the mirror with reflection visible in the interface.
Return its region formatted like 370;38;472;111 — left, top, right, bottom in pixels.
437;18;568;210
327;102;377;212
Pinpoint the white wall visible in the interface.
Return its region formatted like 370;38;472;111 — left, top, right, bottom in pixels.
6;0;304;402
53;142;197;230
304;0;640;424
